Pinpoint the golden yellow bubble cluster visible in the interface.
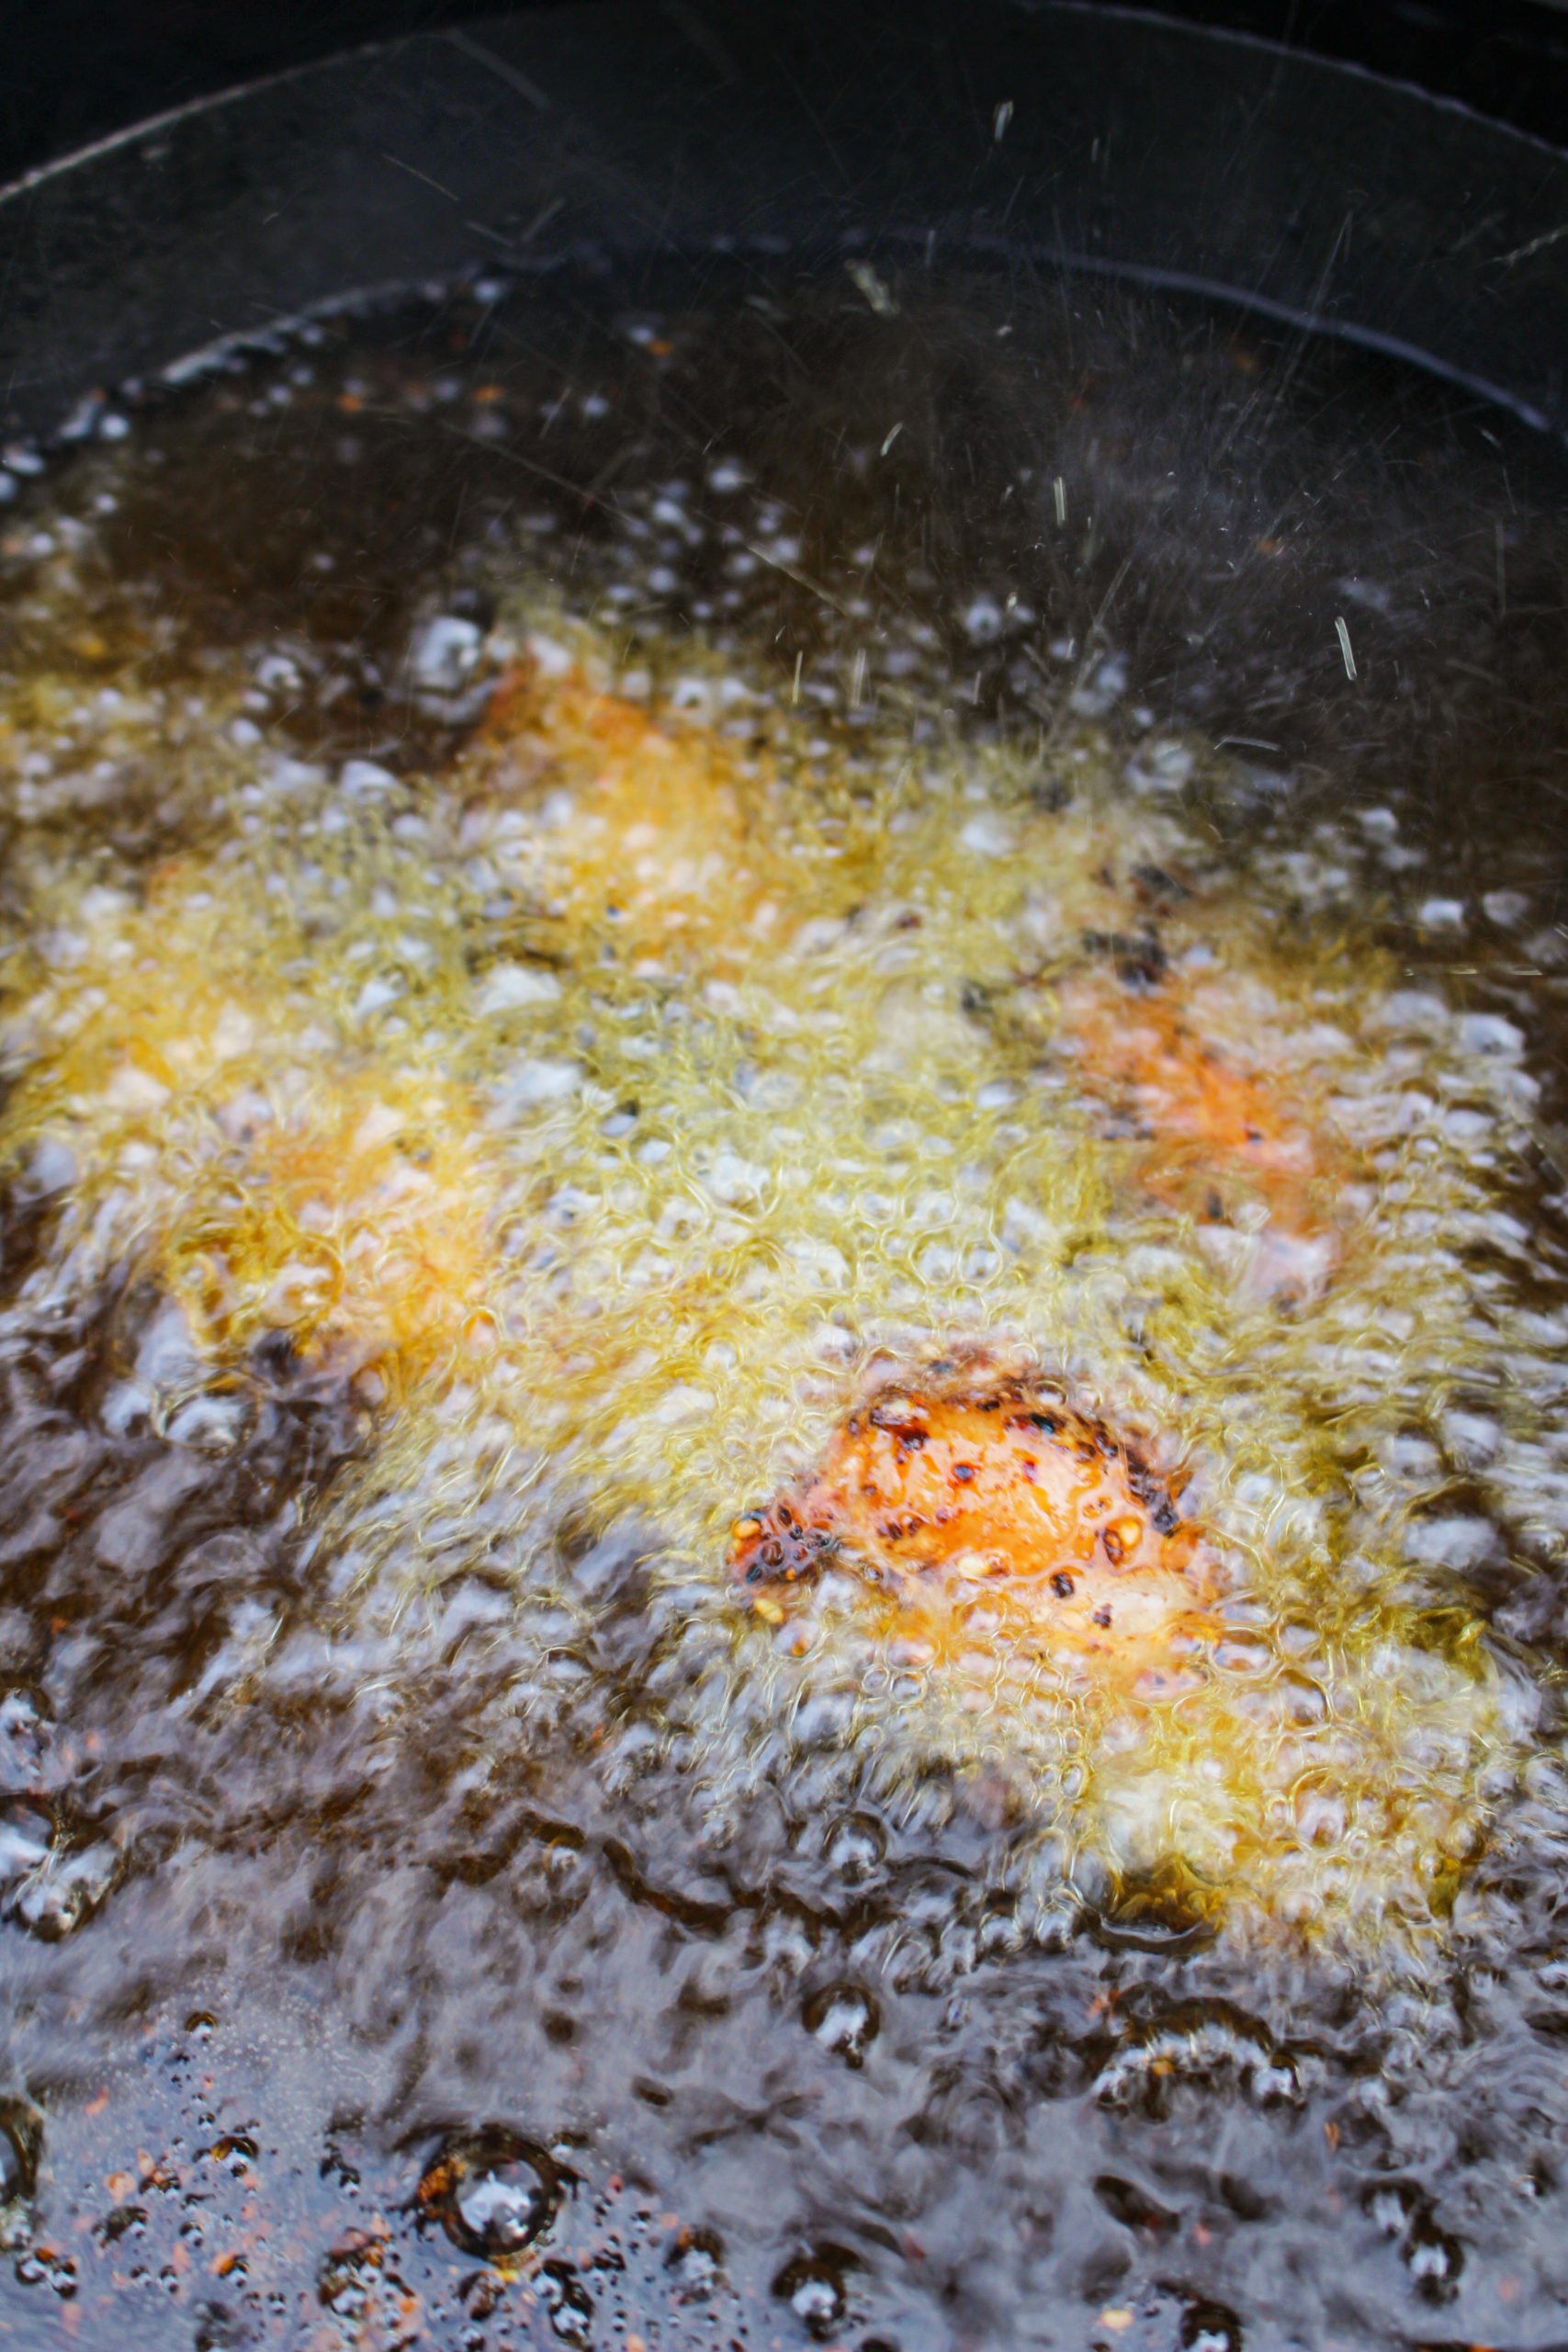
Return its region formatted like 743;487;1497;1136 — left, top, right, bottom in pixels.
0;601;1543;1954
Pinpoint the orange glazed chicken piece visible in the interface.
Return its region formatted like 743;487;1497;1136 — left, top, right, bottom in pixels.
1047;956;1339;1303
731;1360;1223;1683
1057;969;1317;1208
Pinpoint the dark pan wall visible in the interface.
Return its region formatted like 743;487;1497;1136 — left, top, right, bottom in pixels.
3;0;1564;190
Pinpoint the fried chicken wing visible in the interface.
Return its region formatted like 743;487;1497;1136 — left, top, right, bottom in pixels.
731;1356;1223;1688
964;902;1342;1306
1055;967;1322;1219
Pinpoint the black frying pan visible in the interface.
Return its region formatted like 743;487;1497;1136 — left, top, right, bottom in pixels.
3;12;1568;2348
4;0;1567;855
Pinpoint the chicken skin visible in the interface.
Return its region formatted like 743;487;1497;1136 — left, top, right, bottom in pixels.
1054;966;1323;1228
165;1074;497;1393
731;1357;1223;1687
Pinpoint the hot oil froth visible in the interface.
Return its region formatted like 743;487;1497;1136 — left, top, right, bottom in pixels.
0;603;1542;1954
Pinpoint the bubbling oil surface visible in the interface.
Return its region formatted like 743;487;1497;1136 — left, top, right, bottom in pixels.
2;271;1568;2349
0;584;1543;1950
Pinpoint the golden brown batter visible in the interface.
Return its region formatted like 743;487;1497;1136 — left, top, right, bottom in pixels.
731;1353;1223;1689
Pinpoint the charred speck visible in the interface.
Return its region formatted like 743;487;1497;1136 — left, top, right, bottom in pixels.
1051;1571;1076;1599
1118;938;1168;988
1079;927;1168;988
1092;1604;1113;1628
1122;1458;1181;1535
869;1401;916;1430
1131;862;1191;903
952;1463;976;1483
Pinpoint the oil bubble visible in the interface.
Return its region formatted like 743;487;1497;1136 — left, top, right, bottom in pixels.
0;2097;41;2234
803;1982;880;2068
772;2244;862;2341
1404;2211;1464;2301
1093;2007;1303;2113
665;2222;725;2301
1362;2178;1420;2240
824;1813;886;1882
1359;2178;1463;2301
0;1800;53;1894
1181;2299;1244;2352
1088;1860;1219;1956
538;2258;594;2345
416;2128;562;2260
201;2132;258;2177
409;616;482;696
317;2236;379;2320
13;2246;75;2298
10;1840;118;1940
1092;2284;1243;2352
